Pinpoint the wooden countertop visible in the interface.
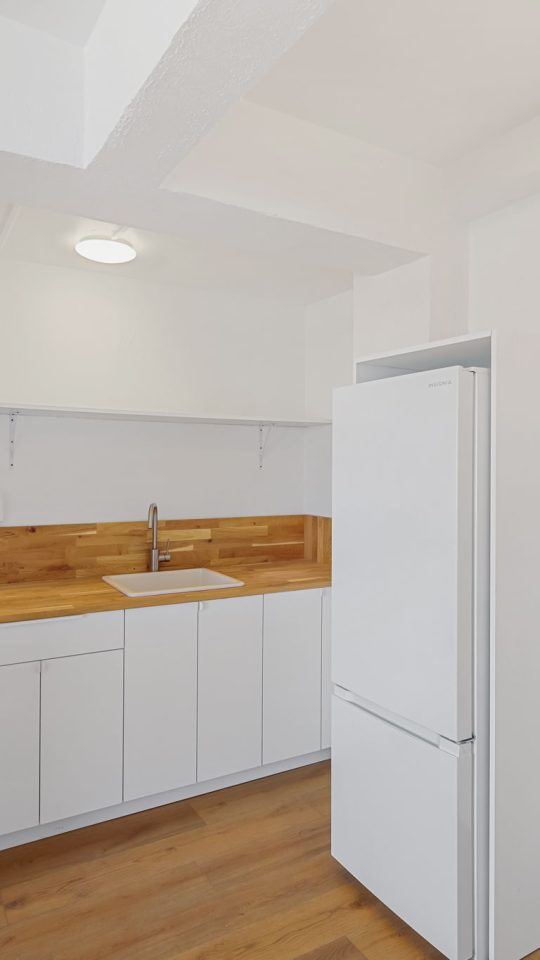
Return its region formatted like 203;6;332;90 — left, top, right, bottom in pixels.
0;560;331;624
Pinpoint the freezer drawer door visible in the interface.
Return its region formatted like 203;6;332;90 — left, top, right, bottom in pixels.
332;366;475;741
331;695;473;960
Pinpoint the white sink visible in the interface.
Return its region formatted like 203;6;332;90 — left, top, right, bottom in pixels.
103;568;244;598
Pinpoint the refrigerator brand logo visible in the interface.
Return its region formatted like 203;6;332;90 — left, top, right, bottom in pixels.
428;379;452;388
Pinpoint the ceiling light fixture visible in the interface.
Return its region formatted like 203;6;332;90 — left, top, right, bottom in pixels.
75;237;136;264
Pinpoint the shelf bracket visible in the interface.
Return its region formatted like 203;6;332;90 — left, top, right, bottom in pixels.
8;410;18;468
258;423;273;469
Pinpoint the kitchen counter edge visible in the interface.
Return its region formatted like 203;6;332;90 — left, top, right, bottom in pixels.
0;561;332;624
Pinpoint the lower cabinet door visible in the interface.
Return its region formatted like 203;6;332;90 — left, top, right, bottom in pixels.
0;661;40;835
331;693;474;960
198;596;263;781
263;589;322;764
124;604;197;801
40;650;123;824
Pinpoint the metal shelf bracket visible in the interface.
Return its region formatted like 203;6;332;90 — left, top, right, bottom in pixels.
258;423;274;469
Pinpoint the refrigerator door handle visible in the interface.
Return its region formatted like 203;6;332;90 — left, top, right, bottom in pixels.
333;685;468;754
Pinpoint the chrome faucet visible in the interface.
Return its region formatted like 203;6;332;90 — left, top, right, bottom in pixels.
147;503;171;572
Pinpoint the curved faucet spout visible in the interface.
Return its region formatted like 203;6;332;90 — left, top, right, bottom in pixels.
148;502;158;549
147;503;170;572
148;502;159;570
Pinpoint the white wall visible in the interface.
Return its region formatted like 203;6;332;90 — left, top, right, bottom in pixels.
305;289;353;420
429;222;469;341
0;259;306;420
0;415;305;525
0;17;82;165
303;426;332;518
353;256;431;358
350;221;470;354
0;256;313;525
303;289;353;517
469;193;540;960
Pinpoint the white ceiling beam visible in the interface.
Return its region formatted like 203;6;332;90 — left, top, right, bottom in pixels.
164;99;449;254
84;0;201;166
87;0;337;183
0;149;421;277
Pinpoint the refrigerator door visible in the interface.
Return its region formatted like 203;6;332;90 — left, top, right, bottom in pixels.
332;692;473;960
332;366;475;741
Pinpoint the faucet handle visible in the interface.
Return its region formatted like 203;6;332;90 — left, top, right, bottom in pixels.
159;540;171;563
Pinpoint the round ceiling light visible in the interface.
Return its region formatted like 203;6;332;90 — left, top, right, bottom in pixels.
75;237;136;264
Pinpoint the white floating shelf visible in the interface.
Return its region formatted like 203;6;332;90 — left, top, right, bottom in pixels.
0;403;330;429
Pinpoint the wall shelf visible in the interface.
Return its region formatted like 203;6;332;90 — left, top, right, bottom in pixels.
0;403;330;429
0;404;330;471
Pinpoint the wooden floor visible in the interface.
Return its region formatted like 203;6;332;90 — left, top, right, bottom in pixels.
0;761;537;960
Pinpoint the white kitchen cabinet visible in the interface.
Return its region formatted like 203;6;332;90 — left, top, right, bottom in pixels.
124;604;198;801
0;661;40;835
263;589;322;764
0;583;331;846
198;595;263;781
321;588;332;749
40;650;124;824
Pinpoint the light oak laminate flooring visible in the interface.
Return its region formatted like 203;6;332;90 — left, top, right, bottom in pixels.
0;762;537;960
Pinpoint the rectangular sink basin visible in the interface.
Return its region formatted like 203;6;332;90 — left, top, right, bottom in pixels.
103;568;244;598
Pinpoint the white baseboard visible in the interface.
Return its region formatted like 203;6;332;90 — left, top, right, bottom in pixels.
0;748;330;851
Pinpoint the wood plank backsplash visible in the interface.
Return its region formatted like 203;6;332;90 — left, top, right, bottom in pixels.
0;515;331;585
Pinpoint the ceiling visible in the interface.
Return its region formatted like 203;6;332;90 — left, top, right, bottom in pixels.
0;205;357;305
248;0;540;165
0;0;106;46
0;0;538;292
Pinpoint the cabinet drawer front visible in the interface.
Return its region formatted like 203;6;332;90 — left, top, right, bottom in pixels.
0;611;124;666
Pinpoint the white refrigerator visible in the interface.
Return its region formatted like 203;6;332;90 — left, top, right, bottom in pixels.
331;366;490;960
